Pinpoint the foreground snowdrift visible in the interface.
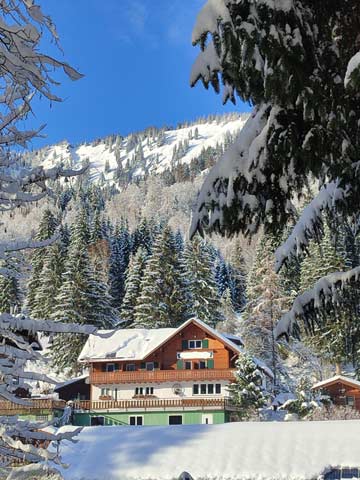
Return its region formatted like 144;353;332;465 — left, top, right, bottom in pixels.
56;421;360;480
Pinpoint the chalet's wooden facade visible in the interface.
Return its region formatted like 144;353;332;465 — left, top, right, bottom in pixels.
74;318;271;426
312;375;360;412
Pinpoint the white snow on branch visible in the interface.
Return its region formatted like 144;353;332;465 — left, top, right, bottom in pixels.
274;181;347;272
190;104;270;237
190;41;222;87
192;0;231;45
275;266;360;338
344;51;360;88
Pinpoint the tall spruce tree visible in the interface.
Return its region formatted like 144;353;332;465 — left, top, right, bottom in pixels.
133;226;189;328
299;222;360;372
51;213;116;373
108;221;131;310
228;352;267;419
121;248;148;326
184;237;223;327
0;258;21;314
242;235;291;390
26;209;58;315
190;1;360;338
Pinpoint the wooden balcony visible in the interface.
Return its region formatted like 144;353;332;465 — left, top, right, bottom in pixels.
73;397;237;411
90;368;235;385
0;399;66;416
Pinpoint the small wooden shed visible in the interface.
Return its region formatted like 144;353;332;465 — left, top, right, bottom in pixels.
312;375;360;412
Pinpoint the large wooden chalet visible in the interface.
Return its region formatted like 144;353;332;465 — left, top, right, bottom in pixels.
71;318;272;426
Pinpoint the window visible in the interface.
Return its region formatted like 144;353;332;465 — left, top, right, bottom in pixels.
346;396;355;407
185;361;192;370
199;361;206;369
145;387;154;395
146;362;154;371
193;384;219;395
324;468;360;479
169;415;182;425
135;387;143;395
91;416;104;426
129;416;143;426
100;388;111;397
126;364;135;371
106;363;119;372
36;414;49;422
189;340;202;349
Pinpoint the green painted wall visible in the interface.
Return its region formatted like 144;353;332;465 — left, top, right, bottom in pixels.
12;410;62;422
73;410;227;427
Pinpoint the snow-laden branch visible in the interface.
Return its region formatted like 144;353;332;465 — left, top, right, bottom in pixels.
190;104;269;238
344;51;360;89
0;312;98;336
192;0;231;46
274;181;347;272
275;266;360;339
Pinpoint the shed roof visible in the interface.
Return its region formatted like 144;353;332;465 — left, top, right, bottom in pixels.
312;375;360;390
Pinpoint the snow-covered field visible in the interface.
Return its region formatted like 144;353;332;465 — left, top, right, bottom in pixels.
56;421;360;480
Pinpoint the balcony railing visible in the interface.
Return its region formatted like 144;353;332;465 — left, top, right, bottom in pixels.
73;397;237;411
90;368;235;385
0;399;66;416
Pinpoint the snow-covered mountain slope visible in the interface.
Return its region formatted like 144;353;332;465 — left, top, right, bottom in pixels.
29;113;249;185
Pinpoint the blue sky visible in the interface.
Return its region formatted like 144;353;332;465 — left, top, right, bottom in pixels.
26;0;249;149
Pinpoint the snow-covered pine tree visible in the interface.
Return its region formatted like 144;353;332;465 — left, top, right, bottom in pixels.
184;237;223;327
133;226;189;328
215;258;230;298
228;352;267;419
0;0;95;475
0;258;22;314
51;212;116;373
121;248;148;326
108;221;131;310
131;217;154;255
190;0;360;338
299;222;360;372
228;238;247;312
217;288;240;334
26;209;59;315
241;235;291;390
31;242;65;321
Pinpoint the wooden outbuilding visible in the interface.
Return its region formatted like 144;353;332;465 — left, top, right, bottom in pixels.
312;375;360;412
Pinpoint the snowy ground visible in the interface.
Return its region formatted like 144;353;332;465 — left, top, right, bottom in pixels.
55;421;360;480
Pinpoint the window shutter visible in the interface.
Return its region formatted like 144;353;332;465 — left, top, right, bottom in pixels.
202;339;209;348
182;339;188;350
114;364;119;371
140;362;146;369
154;362;159;369
101;364;106;372
207;359;214;369
177;360;184;370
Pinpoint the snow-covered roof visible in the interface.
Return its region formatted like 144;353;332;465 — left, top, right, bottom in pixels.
54;375;89;391
312;375;360;390
79;328;175;362
79;318;244;363
56;420;360;480
222;332;244;346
